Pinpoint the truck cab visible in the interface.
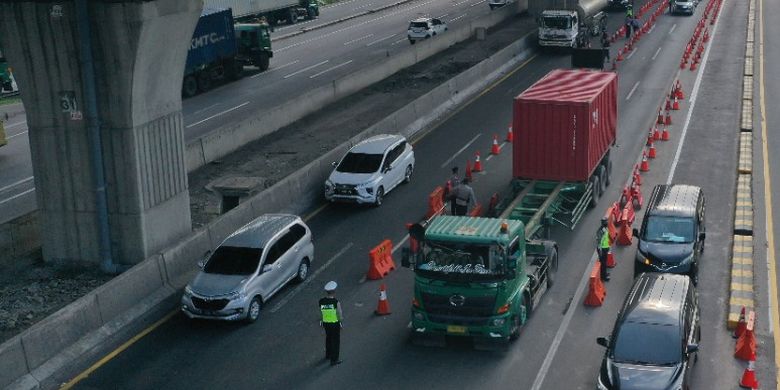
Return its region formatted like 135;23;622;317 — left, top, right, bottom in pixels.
235;23;273;71
538;10;579;48
403;216;557;347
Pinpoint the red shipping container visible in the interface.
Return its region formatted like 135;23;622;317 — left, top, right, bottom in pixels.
513;69;617;182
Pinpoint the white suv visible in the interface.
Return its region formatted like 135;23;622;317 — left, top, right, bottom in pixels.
325;134;415;206
407;17;447;44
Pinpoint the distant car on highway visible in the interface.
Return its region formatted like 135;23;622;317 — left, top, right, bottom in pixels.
672;0;696;15
181;214;314;323
407;17;448;44
596;273;700;390
325;134;415;206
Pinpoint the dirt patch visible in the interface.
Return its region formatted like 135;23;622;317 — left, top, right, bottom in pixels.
0;14;536;344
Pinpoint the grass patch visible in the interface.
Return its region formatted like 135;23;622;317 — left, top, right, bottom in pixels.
0;96;21;106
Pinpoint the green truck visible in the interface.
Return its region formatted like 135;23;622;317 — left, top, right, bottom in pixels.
402;69;618;347
0;45;13;93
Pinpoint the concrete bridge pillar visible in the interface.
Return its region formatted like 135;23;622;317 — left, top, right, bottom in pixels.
0;0;201;265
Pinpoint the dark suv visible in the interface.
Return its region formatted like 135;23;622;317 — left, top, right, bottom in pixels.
597;273;700;390
633;184;705;284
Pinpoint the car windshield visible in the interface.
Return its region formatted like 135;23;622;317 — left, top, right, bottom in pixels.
613;321;682;365
416;241;506;280
542;16;571;29
336;152;383;173
203;246;263;275
643;216;695;243
409;21;429;29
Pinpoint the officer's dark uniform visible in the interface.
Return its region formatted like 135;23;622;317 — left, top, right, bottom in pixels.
319;288;342;365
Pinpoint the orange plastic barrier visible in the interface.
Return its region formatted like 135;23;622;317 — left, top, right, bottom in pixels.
616;205;636;246
469;203;483;217
426;186;446;219
631;183;643;210
584;263;606;307
604;202;619;243
367;240;396;280
735;311;757;361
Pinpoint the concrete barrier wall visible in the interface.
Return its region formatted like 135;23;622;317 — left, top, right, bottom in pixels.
0;13;536;389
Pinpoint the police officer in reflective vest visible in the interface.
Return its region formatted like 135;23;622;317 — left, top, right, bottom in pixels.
319;281;344;366
596;217;611;281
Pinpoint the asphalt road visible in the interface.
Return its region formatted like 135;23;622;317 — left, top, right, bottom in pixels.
0;0;516;224
53;1;759;389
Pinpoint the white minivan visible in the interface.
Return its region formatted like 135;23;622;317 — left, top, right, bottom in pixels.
407;17;448;44
325;134;415;206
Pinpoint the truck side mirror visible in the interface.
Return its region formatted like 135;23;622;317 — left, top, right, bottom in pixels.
686;343;699;354
597;337;609;348
632;228;639;238
401;247;412;268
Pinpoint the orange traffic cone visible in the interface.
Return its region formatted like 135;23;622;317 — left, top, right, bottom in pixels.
664;110;672;125
465;159;473;181
617;49;624;61
640;152;650;172
375;284;391;315
473;151;483;172
735;311;757;361
672;96;680;110
734;306;747;338
653;125;661;140
657;108;664;125
676;80;685;99
506;124;514;143
491;134;501;155
633;165;642;186
648;139;657;158
665;98;672;111
690;60;698;71
661;126;670;141
739;351;760;389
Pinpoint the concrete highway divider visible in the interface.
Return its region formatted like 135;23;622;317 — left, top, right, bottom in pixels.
0;16;537;390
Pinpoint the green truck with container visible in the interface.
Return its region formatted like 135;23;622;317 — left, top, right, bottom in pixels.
402;69;618;347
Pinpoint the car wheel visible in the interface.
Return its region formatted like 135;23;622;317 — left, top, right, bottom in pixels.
373;187;384;207
404;165;413;183
245;297;262;324
409;38;415;44
295;258;310;283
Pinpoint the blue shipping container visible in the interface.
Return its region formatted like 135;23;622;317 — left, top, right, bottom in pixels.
185;8;238;74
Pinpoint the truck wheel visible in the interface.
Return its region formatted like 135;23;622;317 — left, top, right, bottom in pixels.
182;75;198;98
197;71;212;93
509;313;521;340
307;7;317;19
288;8;297;24
256;53;270;71
227;60;244;80
546;246;558;288
588;175;601;209
597;166;607;194
604;159;613;187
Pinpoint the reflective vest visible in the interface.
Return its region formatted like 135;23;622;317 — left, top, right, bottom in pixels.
320;303;339;323
599;227;611;249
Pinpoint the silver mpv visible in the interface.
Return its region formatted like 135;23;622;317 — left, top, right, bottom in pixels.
181;214;314;323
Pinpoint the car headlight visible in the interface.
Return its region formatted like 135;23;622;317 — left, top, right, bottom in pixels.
413;312;425;321
227;291;246;300
492;318;506;327
634;250;646;264
325;180;334;192
184;285;193;297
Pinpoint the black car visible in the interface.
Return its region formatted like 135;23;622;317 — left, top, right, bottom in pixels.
633;184;705;284
597;273;700;390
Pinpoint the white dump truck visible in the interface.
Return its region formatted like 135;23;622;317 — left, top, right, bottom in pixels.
536;0;608;48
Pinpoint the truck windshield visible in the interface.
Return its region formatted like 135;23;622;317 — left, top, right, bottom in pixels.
542;16;572;29
416;241;506;280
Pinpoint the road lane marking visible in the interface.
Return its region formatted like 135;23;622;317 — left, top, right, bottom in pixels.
392;37;408;45
283;60;329;79
344;33;374;45
60;310;179;390
366;33;397;46
652;47;662;60
667;3;722;183
4;120;27;129
353;2;373;10
669;23;677;34
0;188;34;205
470;0;486;6
626;48;637;60
7;130;28;139
309;60;354;78
0;176;33;193
626;81;640;101
254;59;300;76
648;24;656;34
437;13;449;18
450;13;468;22
192;103;219;115
392;234;410;254
757;0;780;382
440;133;482;168
454;0;470;5
185;102;250;128
271;242;354;313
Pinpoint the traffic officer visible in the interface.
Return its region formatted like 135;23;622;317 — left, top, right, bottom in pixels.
451;177;476;216
448;167;460;215
596;217;611;281
319;281;344;366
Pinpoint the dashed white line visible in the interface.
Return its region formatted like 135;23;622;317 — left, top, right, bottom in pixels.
652;47;662;60
7;130;28;140
309;60;354;78
470;0;486;6
367;33;397;46
283;60;329;79
270;242;354;313
185;101;250;128
440;134;482;168
669;23;677;34
648;24;656;34
626;49;637;60
4;120;26;129
437;13;449;18
254;59;300;76
0;177;33;193
344;33;374;45
626;81;640;100
392;37;408;45
353;3;373;10
0;188;35;206
454;0;470;5
450;13;468;22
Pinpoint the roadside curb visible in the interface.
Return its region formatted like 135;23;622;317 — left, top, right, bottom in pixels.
0;26;538;390
271;0;418;42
